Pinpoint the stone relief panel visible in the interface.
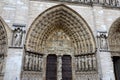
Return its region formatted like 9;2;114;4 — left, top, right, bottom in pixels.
11;24;25;47
44;29;74;55
75;72;99;80
21;71;43;80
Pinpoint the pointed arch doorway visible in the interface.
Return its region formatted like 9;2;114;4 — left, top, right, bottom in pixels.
46;54;57;80
46;55;72;80
108;17;120;80
62;55;72;80
24;4;97;80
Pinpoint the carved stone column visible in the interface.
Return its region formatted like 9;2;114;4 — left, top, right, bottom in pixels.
57;55;62;80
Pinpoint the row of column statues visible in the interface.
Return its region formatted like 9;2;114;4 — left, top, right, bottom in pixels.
24;52;43;71
75;54;97;72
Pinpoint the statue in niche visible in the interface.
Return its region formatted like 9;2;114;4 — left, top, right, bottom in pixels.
97;32;108;50
81;56;85;71
13;28;23;47
35;55;38;71
100;37;107;49
0;56;4;73
78;57;81;71
85;56;88;70
32;54;36;70
0;61;3;73
24;54;29;70
88;55;92;70
75;57;78;71
92;55;96;70
28;54;32;70
38;56;42;71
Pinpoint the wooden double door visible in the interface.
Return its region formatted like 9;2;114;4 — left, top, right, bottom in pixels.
113;56;120;80
46;55;72;80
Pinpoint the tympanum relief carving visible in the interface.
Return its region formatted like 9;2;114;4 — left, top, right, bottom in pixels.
44;29;74;55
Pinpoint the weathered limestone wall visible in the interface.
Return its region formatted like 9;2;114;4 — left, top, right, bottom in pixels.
0;0;29;28
4;48;23;80
0;1;29;80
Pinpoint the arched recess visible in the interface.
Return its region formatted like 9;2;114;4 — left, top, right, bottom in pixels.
108;17;120;52
22;4;98;80
108;17;120;80
25;4;96;55
0;16;8;77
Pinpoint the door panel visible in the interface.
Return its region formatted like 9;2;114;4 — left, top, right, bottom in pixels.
46;55;57;80
62;55;72;80
113;56;120;80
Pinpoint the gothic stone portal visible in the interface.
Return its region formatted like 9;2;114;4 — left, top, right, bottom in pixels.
23;5;98;80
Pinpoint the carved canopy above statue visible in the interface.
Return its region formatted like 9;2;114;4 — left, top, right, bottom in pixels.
25;4;96;55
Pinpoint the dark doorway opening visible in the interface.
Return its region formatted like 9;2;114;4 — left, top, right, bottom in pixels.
62;55;72;80
46;54;57;80
113;56;120;80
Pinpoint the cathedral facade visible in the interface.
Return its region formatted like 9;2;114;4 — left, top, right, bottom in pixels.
0;0;120;80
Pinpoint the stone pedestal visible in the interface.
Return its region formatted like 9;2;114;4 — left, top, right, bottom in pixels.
4;48;23;80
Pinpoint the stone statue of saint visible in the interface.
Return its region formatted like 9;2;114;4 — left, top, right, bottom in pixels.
92;55;96;70
13;28;22;47
101;37;107;49
0;57;4;73
0;61;2;73
78;57;81;71
81;56;85;71
38;56;43;71
75;57;78;71
25;54;29;70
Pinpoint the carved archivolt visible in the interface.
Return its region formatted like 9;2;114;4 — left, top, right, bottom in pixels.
26;4;96;55
0;18;7;74
108;18;120;52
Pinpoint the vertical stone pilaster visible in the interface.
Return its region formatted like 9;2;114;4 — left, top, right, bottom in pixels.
97;32;115;80
4;48;23;80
